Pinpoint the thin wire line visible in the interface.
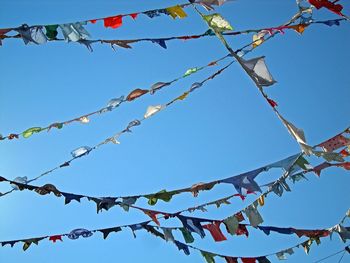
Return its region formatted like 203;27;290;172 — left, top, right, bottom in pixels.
338;251;347;263
313;248;347;263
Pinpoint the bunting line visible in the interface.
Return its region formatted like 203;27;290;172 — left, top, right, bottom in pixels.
0;139;348;248
0;53;231;141
0;198;348;263
190;3;327;156
0;19;297;193
1;154;349;215
0;60;235;197
164;225;350;263
3;7;344;199
0;2;191;38
0;18;345;50
0;2;191;30
146;214;350;263
1;0;349;261
2;126;349;208
0;1;232;46
137;206;350;262
6;15;343;141
0;158;348;225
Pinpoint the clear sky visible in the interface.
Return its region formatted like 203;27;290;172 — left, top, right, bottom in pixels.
0;0;349;262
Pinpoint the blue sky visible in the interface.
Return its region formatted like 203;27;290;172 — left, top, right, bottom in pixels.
0;0;349;262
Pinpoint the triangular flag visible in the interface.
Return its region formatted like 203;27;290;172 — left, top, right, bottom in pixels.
241;56;276;87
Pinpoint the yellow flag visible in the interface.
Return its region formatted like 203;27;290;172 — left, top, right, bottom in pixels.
252;33;264;48
290;24;308;34
258;195;265;206
176;92;189;101
166;5;187;19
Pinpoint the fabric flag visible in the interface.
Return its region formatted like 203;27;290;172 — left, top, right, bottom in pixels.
266;153;301;172
174;241;190;255
120;197;137;211
144;105;164;119
184;67;198;77
268;178;292;197
276;248;294;260
142;210;161;226
224;256;238;263
317;19;343;27
236;224;249;237
79;116;89;124
104;16;123;29
67;228;93;240
151;39;167;49
190;82;203;91
35;184;61;197
22;238;44;251
125;120;141;132
145;190;174;205
126;89;149;101
49;235;63;243
59;22;90;42
129;223;146;238
176;92;189;101
102;40;135;49
257;257;271;263
0;28;12;45
162;228;175;242
10;176;28;190
62;192;83;204
294;229;330;238
289;172;308;183
289;24;308;34
302;239;314;254
177;215;209;238
98;227;122;239
16;25;47;45
197;0;228;11
142;225;164;240
317;134;350;152
276;112;313;155
220;167;265;195
106;96;124;111
258;226;294;236
313;162;332;176
203;221;227;242
144;9;169;18
150;82;170;95
252;32;265;48
201;251;217;263
312;150;344;162
308;0;344;16
258;195;265;206
241;258;257;263
71;146;92;158
180;227;195;243
203;13;233;32
244;201;264;227
165;5;187;19
330;224;350;242
45;25;58;39
241;56;276;87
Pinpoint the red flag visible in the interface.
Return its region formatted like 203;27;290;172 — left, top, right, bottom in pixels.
104;15;123;29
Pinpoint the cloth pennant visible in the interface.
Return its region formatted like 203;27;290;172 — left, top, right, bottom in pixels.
203;221;227;242
308;0;344;16
104;16;123;29
166;5;188;19
241;56;276;87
